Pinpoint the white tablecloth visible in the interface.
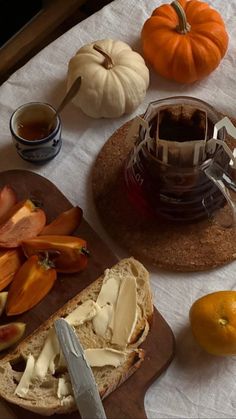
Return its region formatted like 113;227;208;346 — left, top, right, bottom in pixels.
1;1;236;418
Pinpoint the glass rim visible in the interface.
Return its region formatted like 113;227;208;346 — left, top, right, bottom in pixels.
142;96;222;121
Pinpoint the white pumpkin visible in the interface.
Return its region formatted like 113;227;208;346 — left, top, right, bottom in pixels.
67;39;149;118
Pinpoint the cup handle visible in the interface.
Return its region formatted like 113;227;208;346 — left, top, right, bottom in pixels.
203;116;236;226
204;162;236;227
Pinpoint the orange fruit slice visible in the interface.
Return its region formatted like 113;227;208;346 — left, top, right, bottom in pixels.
6;255;56;316
22;235;89;273
189;291;236;356
0;185;17;221
0;199;46;248
40;206;82;236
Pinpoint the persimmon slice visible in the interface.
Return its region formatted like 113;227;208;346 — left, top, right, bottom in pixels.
22;235;89;273
0;249;23;291
6;255;57;316
0;185;17;221
40;206;82;236
0;199;46;248
0;292;8;316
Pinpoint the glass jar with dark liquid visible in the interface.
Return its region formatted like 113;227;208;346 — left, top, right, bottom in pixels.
124;97;235;223
10;102;62;163
17;120;52;141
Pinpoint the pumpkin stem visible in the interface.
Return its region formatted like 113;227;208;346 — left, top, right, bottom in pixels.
171;0;191;34
93;44;114;69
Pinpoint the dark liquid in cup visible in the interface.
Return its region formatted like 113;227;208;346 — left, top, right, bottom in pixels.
17;121;51;141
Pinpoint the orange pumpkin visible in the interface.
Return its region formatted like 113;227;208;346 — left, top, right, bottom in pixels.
141;0;228;83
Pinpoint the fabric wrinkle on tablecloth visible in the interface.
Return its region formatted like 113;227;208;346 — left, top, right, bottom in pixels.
0;0;236;418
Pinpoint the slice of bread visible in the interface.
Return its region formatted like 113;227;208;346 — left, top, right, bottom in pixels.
0;257;153;416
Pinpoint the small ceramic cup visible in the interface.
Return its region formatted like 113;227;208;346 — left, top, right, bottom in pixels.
10;102;62;163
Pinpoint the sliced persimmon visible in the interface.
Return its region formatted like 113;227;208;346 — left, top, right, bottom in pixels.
0;248;24;291
22;235;89;273
0;199;46;248
6;254;57;316
40;206;82;236
0;185;17;221
0;292;8;316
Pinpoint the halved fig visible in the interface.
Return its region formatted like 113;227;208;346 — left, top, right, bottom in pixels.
0;249;24;291
22;235;89;273
0;292;8;316
0;322;25;351
40;206;83;236
0;185;17;221
0;199;46;248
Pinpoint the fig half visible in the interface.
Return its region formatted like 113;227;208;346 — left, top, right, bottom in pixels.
0;322;25;351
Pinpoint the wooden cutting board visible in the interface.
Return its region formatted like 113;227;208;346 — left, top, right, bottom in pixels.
0;169;175;419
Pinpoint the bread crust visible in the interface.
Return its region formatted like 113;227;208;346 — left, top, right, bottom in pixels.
0;257;153;416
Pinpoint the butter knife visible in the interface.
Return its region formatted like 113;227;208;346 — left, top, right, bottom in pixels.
54;318;107;419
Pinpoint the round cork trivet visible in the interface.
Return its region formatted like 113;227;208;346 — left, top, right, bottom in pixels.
92;118;236;272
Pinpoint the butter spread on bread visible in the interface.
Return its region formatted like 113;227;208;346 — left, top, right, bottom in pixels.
14;354;35;398
0;257;153;416
57;374;72;399
93;268;138;346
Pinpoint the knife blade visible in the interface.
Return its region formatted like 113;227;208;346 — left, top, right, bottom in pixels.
54;318;107;419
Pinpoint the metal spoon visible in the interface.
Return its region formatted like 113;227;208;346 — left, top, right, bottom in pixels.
47;75;82;134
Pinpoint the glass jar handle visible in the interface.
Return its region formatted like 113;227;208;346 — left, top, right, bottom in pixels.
204;163;236;227
204;117;236;227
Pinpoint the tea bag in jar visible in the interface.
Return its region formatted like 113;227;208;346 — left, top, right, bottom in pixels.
154;105;208;167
